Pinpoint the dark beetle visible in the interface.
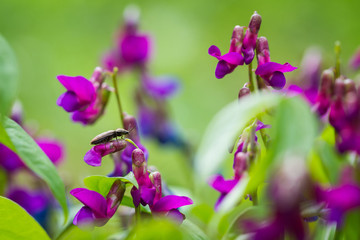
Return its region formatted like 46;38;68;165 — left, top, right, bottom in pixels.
90;128;129;145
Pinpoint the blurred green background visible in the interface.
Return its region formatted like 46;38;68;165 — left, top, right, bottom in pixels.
0;0;359;195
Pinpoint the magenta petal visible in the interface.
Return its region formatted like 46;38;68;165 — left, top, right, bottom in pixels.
256;121;271;131
120;35;150;63
215;60;232;79
73;206;95;226
255;62;297;75
57;91;81;112
36;138;64;166
209;174;239;193
325;184;360;210
7;188;48;215
269;71;286;89
151;195;193;212
70;188;107;218
140;187;156;206
166;209;185;223
208;45;222;59
142;75;180;99
221;52;244;65
57;75;96;104
84;148;102;167
0;144;24;172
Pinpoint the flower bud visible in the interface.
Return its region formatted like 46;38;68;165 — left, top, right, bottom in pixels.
106;180;126;212
334;77;345;98
248;11;262;34
233;152;248;179
123;113;140;142
238;87;250;99
319;69;334;94
256;36;270;66
150;171;162;202
90;67;105;85
344;78;356;95
229;25;244;53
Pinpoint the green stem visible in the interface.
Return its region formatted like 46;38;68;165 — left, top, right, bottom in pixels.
135;205;141;223
55;223;75;240
112;67;124;127
248;62;256;92
335;41;341;79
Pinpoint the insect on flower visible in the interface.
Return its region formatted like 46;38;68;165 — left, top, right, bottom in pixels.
90;127;133;145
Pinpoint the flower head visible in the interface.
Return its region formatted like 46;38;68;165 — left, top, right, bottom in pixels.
208;25;245;79
241;11;262;64
255;62;297;89
57;67;111;125
70;180;126;227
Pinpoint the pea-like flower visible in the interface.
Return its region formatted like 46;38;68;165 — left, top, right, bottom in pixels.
255;62;297;89
70;180;126;227
208;25;245;79
57;67;111;125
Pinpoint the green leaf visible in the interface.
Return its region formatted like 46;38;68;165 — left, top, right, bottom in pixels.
194;92;284;180
247;97;318;192
84;172;138;197
0;196;51;240
1;117;68;220
0;35;18;117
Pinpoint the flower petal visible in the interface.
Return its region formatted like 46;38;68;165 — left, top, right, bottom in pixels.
84;148;103;167
0;143;24;172
215;60;233;79
221;52;244;65
70;188;107;218
269;71;286;89
208;45;222;59
151;195;193;212
57;75;96;104
73;206;95;226
120;35;150;63
142;75;180;99
209;174;239;193
57;91;82;112
36;137;64;166
255;62;297;76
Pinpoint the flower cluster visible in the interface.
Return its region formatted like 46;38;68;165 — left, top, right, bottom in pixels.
208;12;296;90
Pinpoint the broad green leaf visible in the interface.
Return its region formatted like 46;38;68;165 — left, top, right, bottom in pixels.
1;118;68;220
0;196;50;240
247;97;318;192
0;35;18;117
316;141;343;184
84;172;138;197
0;119;15;151
195;92;284;180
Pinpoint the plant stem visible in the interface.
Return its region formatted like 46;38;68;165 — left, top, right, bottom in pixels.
55;223;75;240
248;62;257;92
125;138;139;149
135;205;141;223
112;67;124;127
335;41;341;79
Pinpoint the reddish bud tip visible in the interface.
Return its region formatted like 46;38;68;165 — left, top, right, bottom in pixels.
132;148;146;166
238;87;250;99
249;11;262;34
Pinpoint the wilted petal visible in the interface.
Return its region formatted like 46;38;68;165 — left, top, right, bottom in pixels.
151;195;193;212
70;188;107;218
255;62;297;76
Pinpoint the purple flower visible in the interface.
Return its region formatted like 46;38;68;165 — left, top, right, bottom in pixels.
0;144;25;172
255;62;297;89
84;139;127;167
208;45;244;79
36;137;64;166
241;12;262;64
70;180;126;227
103;7;150;72
209;174;239;210
7;187;51;228
316;183;360;226
208;25;245;79
130;149;193;222
141;74;180;99
57;67;111;125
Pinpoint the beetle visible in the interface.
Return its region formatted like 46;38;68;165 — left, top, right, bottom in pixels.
90;128;130;145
